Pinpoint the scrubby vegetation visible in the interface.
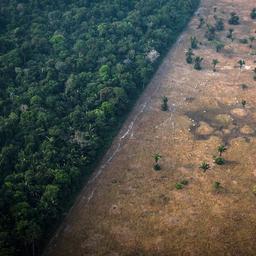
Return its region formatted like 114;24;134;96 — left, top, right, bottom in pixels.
0;0;200;255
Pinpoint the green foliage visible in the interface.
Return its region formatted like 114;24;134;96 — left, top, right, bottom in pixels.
194;56;203;70
227;28;234;40
212;59;219;72
213;181;221;190
198;17;205;29
214;41;225;52
161;96;168;111
186;48;194;64
251;8;256;19
175;183;184;190
229;12;240;25
205;25;216;41
217;145;227;156
190;36;199;49
214;157;225;165
239;38;248;44
199;161;210;172
238;59;245;69
0;0;200;254
215;18;224;31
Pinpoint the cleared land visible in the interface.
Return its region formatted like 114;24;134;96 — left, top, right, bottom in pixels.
45;0;256;255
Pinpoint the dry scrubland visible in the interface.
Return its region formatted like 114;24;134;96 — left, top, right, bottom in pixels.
45;0;256;255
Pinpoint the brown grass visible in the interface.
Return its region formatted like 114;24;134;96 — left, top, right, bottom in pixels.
44;0;256;255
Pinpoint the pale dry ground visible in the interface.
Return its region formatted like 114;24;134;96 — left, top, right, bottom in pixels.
44;0;256;255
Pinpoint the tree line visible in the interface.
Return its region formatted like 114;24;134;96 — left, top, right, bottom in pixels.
0;0;200;255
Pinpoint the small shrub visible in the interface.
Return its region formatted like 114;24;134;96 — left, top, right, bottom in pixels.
251;8;256;19
180;179;189;185
190;36;199;49
186;48;194;64
239;38;248;44
215;19;224;31
214;157;225;165
213;181;221;190
200;161;210;172
228;12;240;25
194;56;203;70
175;183;184;190
154;163;161;171
241;100;246;107
161;96;168;111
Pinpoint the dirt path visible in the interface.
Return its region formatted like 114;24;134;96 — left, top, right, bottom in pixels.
44;0;256;255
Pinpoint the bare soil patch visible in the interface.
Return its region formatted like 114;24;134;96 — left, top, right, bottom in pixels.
44;0;256;255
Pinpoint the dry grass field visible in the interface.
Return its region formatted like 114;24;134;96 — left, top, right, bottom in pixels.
44;0;256;255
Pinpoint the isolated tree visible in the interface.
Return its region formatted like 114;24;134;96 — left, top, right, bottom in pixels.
213;181;221;190
190;36;198;49
217;145;227;156
241;100;247;107
186;48;194;64
238;59;245;69
194;56;203;70
253;67;256;80
205;25;216;41
251;8;256;19
249;36;255;48
161;96;168;111
200;161;210;172
227;28;234;41
198;17;205;29
212;59;219;72
214;156;225;165
215;41;225;52
215;18;224;31
153;153;162;170
228;12;240;25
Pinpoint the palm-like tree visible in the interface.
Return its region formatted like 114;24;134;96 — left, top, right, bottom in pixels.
217;145;227;156
212;59;219;72
186;48;194;64
199;161;210;172
238;59;245;69
194;56;203;70
153;153;162;170
249;36;255;48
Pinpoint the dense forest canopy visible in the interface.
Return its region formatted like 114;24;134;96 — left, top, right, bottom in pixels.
0;0;200;255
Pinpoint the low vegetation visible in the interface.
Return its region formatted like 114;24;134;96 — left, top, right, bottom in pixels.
0;0;200;254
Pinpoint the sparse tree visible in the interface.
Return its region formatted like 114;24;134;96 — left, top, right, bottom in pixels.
215;41;225;52
251;8;256;19
194;56;203;70
214;156;225;165
161;96;168;111
249;36;255;48
241;100;246;107
213;181;221;190
190;36;198;49
153;153;162;170
217;145;227;156
215;18;224;31
200;161;210;172
198;17;205;29
228;12;240;25
238;59;245;69
253;67;256;80
186;48;194;64
227;28;234;41
212;59;219;72
205;25;216;41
